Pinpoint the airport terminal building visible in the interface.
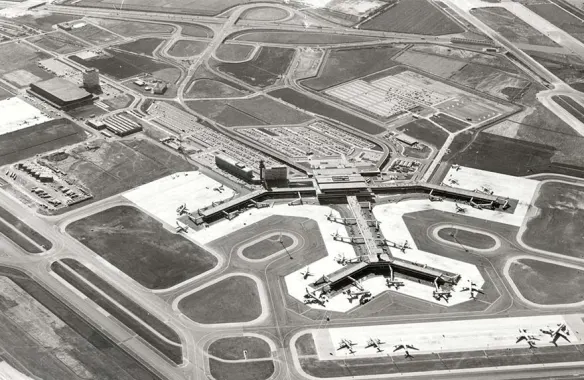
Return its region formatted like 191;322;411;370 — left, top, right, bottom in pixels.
29;78;94;110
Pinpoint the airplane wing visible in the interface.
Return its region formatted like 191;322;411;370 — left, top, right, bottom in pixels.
393;345;404;352
516;336;526;343
407;345;419;350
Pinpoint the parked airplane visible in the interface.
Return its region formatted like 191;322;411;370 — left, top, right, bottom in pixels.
455;203;467;213
516;329;539;349
335;254;362;266
461;281;484;299
365;338;386;353
541;324;570;346
386;265;404;290
175;221;189;233
393;344;418;359
213;184;224;193
176;203;189;216
304;288;326;307
337;339;357;354
433;277;452;303
345;288;371;304
300;267;313;280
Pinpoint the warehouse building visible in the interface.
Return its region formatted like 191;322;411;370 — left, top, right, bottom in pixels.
29;77;94;110
103;114;142;136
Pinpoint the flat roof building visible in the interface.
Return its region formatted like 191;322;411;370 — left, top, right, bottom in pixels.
215;154;254;182
29;78;93;110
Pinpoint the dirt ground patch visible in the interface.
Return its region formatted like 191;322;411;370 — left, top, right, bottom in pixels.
509;258;584;304
89;18;175;37
10;13;80;32
449;64;531;100
178;275;262;323
209;336;271;360
68;23;121;44
70;49;180;81
362;0;465;35
209;359;274;380
115;38;164;56
175;22;213;38
269;87;385;134
523;181;584;258
395;50;467;77
241;234;294;260
0;267;162;380
186;78;249;98
232;30;378;45
437;227;496;249
28;31;89;54
397;119;448;148
215;43;254;61
187;94;311;126
168;40;207;57
66;205;217;289
301;45;403;91
0;119;88;166
471;7;557;47
44;137;195;207
214;46;295;88
241;6;288;21
430;113;469;132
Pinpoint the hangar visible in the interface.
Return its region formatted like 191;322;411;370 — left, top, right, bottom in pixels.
29;77;94;110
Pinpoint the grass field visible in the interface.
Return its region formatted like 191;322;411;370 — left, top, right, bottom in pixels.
361;0;464;35
68;23;121;44
527;2;584;43
430;113;469;132
301;46;403;91
0;85;12;100
0;266;163;380
215;43;254;61
397;119;448;148
44;138;195;208
232;30;378;45
0;205;51;250
437;227;496;249
186;78;249;98
470;7;557;46
28;31;89;54
449;64;531;100
209;358;274;380
0;119;88;166
208;336;271;360
295;334;318;356
70;49;180;82
241;234;294;260
168;40;207;57
90;18;175;37
395;50;467;77
523;181;584;259
508;258;584;304
215;46;295;88
0;219;42;253
241;6;288;21
115;38;164;56
187;94;312;126
51;260;183;363
178;275;262;323
552;95;584;123
525;49;584;90
66;205;217;289
269;88;385;134
175;22;214;38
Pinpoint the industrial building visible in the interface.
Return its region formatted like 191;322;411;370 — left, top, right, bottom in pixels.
263;165;288;182
103;114;142;136
215;154;254;181
29;78;94;110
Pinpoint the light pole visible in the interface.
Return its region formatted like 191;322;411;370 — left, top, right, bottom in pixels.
449;230;468;252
